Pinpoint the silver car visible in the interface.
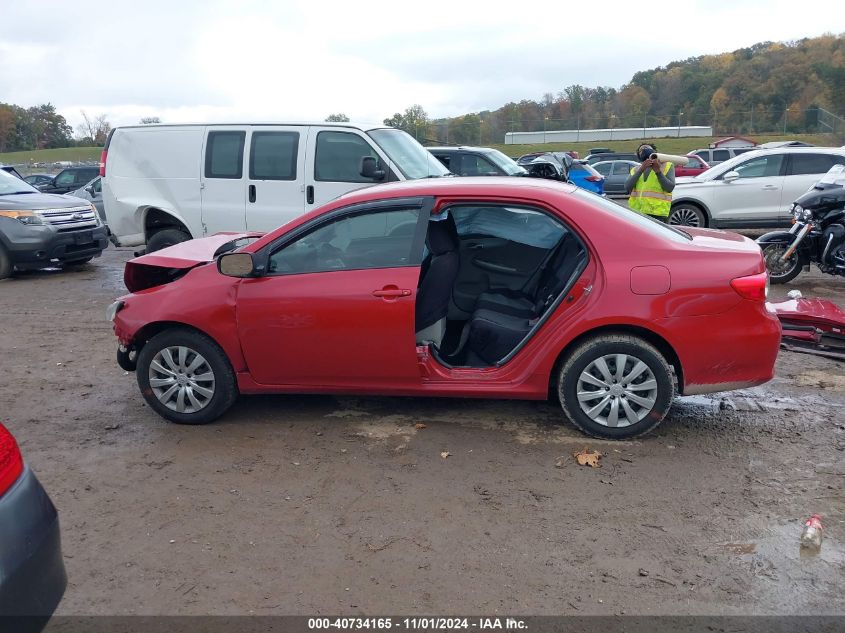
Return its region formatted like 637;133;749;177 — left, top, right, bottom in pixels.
67;176;105;223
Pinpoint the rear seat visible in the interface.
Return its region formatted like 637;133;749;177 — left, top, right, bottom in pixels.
474;234;576;318
465;235;586;366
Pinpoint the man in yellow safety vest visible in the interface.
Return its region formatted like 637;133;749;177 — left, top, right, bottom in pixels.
625;143;675;222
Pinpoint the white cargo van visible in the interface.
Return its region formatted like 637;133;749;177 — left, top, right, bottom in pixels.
101;122;450;251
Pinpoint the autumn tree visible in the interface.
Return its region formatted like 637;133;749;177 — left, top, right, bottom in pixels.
77;111;112;146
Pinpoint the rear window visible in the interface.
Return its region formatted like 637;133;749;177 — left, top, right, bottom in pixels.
789;153;844;176
206;131;245;179
575;190;691;243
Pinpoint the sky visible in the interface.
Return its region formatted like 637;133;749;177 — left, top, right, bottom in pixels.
2;0;844;134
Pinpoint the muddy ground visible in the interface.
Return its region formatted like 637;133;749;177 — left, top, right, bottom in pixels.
1;244;843;616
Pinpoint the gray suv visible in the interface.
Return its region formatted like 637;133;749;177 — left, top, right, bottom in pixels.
0;168;108;279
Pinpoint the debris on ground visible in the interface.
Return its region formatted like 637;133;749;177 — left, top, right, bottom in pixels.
440;451;451;459
573;447;603;468
415;423;427;430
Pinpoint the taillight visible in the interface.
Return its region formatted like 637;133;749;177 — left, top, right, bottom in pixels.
0;423;24;496
586;175;603;182
731;272;769;301
99;148;107;177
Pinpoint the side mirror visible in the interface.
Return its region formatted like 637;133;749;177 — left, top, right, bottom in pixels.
217;252;257;278
84;185;96;197
723;171;740;182
360;156;386;181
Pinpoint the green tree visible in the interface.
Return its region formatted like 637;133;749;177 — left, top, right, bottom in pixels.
325;113;350;122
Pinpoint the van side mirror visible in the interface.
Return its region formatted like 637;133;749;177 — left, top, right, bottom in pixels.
218;252;257;278
360;156;386;181
723;171;740;182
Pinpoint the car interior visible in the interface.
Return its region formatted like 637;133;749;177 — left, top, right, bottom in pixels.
415;205;588;368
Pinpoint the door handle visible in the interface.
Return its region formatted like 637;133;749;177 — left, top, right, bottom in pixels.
306;185;314;205
372;288;412;298
248;184;256;203
761;185;779;190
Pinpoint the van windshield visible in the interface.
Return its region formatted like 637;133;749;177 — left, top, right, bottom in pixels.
368;128;451;179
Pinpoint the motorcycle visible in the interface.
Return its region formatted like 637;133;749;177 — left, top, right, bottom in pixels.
758;164;845;284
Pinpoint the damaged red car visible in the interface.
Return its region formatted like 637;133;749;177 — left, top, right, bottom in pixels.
108;177;781;439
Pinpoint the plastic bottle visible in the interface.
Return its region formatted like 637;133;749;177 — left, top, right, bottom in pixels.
800;514;823;550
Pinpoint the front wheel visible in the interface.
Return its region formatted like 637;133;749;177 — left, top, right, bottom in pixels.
136;328;238;424
0;243;11;280
761;242;804;284
669;204;706;227
558;334;675;440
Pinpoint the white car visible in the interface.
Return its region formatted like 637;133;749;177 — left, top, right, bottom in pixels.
670;147;845;228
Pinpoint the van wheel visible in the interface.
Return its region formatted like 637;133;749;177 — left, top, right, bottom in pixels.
0;244;11;280
558;334;675;439
146;228;191;253
136;328;238;425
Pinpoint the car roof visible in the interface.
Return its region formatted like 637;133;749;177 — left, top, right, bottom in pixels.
427;146;493;152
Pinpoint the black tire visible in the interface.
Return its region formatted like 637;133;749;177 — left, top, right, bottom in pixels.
558;334;675;440
146;228;191;253
136;328;238;425
669;203;706;228
0;243;11;280
761;242;804;284
64;256;94;266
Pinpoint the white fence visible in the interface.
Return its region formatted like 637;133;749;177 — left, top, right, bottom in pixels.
504;126;713;145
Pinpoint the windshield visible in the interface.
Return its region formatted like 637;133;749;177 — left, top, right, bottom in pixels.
818;163;845;186
367;128;451;179
0;168;38;195
483;149;526;176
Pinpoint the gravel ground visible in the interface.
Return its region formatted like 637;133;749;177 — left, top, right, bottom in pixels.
1;244;843;616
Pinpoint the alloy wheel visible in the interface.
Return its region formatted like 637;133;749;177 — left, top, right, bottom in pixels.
669;207;702;227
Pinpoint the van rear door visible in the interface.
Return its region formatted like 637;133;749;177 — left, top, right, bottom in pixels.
304;127;388;211
201;127;248;234
245;126;307;231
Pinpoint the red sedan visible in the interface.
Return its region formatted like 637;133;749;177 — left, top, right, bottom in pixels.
675;154;711;177
109;177;780;439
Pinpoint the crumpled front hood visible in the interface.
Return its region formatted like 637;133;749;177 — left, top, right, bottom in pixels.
124;232;263;292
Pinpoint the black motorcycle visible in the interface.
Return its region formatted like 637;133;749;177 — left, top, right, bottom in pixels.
758;165;845;284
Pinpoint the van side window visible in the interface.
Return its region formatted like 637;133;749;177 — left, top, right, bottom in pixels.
315;131;379;183
205;131;245;179
250;132;298;181
712;149;730;162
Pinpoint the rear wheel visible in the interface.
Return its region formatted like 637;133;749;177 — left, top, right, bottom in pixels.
669;204;706;227
761;242;803;284
146;228;190;253
558;334;675;439
136;328;238;425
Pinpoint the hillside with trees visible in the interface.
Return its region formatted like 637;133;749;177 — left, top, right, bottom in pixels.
385;33;845;144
